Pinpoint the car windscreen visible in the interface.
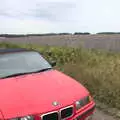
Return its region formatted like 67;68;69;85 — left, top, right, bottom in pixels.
0;51;52;78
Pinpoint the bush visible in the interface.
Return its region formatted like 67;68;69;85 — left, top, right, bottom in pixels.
74;32;90;35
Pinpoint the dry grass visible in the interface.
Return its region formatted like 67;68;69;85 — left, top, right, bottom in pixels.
0;42;120;110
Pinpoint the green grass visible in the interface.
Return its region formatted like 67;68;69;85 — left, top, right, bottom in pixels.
0;42;120;109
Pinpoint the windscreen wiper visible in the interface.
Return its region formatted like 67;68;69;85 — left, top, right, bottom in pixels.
1;72;31;79
1;68;52;79
31;68;52;73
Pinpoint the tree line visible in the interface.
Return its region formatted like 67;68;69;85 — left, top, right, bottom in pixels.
1;32;120;38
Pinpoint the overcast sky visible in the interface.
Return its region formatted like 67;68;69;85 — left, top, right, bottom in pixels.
0;0;120;34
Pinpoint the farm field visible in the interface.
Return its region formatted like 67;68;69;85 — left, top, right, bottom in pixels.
1;34;120;51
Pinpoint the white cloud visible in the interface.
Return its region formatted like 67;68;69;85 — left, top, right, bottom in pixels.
0;0;120;33
0;0;77;21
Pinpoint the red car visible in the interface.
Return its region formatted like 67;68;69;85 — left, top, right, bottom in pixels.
0;48;95;120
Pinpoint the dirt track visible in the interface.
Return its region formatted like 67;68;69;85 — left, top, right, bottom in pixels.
93;109;117;120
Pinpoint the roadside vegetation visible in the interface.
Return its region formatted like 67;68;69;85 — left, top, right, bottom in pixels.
0;42;120;110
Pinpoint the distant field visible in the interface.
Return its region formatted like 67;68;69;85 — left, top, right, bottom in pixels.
1;34;120;51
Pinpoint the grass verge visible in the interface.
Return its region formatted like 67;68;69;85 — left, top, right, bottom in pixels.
0;42;120;110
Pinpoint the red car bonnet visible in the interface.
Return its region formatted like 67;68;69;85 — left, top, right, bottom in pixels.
0;70;89;119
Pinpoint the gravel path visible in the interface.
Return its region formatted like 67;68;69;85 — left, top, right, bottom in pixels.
93;109;117;120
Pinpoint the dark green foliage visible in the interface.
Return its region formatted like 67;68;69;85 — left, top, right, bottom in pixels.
97;32;120;35
74;32;90;35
